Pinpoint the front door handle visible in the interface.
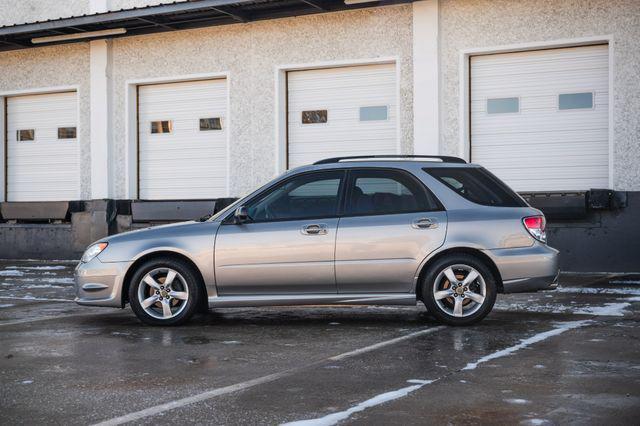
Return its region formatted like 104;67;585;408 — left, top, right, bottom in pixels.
412;217;437;229
301;224;327;235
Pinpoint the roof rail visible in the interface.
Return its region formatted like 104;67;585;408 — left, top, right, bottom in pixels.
313;155;467;165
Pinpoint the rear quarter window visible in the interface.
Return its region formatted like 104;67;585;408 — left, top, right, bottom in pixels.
424;167;527;207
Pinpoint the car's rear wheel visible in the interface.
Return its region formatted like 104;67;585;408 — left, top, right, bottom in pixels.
421;254;497;326
129;257;201;326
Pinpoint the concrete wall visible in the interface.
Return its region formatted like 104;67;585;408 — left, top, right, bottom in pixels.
110;4;414;198
439;0;640;191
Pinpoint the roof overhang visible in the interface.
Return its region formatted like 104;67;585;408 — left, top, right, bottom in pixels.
0;0;413;52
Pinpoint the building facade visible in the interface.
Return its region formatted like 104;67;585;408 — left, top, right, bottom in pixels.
0;0;638;271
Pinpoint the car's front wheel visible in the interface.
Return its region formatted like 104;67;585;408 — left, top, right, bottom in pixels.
421;254;497;326
128;257;202;326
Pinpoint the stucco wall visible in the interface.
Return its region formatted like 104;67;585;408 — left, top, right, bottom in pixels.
110;5;414;198
0;0;88;26
0;44;92;199
439;0;640;191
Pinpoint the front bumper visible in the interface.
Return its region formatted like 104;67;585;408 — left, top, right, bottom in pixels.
74;257;131;307
484;242;559;294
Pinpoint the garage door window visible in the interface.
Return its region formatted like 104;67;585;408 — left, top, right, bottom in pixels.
17;129;35;141
151;120;172;134
200;117;222;131
487;97;519;114
559;92;593;110
57;127;77;139
359;106;388;121
301;110;327;124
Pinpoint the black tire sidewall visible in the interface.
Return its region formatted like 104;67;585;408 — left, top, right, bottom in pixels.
128;258;201;326
421;254;497;326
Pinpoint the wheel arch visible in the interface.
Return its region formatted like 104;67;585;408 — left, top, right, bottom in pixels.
121;250;207;309
415;247;504;301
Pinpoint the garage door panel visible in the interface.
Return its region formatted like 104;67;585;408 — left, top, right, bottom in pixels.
6;92;80;201
471;45;609;192
287;63;397;168
138;79;227;200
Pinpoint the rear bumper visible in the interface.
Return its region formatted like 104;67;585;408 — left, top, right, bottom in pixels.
484;243;559;294
74;257;131;307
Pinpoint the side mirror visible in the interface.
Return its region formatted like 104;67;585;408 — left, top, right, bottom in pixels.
234;206;251;224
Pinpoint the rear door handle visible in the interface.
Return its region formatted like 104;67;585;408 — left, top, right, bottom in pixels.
412;217;437;229
301;224;327;235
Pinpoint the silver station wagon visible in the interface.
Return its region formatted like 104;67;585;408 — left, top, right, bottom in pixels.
75;155;559;326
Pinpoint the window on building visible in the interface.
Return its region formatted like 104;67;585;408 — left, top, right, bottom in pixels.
346;169;441;216
17;129;35;141
559;92;593;110
57;127;77;139
199;117;222;131
301;110;328;124
151;120;172;134
359;105;388;121
487;97;519;114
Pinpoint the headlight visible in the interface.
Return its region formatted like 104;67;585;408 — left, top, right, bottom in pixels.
81;242;108;263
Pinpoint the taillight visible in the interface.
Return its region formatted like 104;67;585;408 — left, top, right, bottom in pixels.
523;215;546;243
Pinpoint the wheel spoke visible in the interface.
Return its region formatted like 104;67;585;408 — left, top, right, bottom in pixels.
164;270;177;287
162;301;173;318
143;274;161;290
434;290;452;300
443;267;459;285
169;291;188;301
141;296;158;309
465;291;485;304
461;270;479;287
453;297;464;317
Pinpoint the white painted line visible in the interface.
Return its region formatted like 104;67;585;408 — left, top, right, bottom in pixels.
281;379;437;426
0;296;74;303
462;320;590;370
92;326;446;426
284;320;592;425
329;326;446;361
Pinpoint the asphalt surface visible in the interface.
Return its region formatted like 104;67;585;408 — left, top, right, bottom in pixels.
0;260;639;425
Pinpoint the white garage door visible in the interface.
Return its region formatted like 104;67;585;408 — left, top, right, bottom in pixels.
6;91;80;201
287;63;397;168
471;44;609;192
138;79;227;200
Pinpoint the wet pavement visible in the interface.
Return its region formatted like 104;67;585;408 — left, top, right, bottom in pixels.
0;260;639;425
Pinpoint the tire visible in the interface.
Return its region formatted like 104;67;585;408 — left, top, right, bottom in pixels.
128;257;202;326
421;254;497;326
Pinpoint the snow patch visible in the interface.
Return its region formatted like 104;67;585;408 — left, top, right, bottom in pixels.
573;303;630;317
222;340;241;345
21;380;33;384
504;398;529;404
555;287;640;296
0;270;24;277
7;265;67;270
281;379;435;426
462;321;590;371
0;303;14;308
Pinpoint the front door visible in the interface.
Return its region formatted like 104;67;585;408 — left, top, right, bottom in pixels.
215;170;345;295
335;168;447;293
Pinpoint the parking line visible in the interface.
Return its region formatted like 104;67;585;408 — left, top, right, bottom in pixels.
91;325;446;426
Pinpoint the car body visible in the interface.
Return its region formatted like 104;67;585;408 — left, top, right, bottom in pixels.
75;156;559;326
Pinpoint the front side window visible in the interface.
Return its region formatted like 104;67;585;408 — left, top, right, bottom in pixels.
245;171;344;222
346;169;441;216
425;167;527;207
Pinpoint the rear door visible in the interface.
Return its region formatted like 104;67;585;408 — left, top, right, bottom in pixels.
335;169;447;293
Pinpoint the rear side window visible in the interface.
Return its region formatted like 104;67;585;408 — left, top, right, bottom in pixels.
346;169;442;216
425;167;527;207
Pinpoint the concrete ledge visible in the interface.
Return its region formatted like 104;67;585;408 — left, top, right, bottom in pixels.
131;200;216;222
0;201;82;221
